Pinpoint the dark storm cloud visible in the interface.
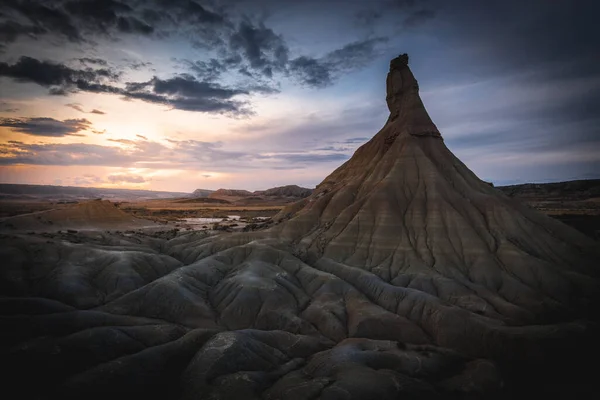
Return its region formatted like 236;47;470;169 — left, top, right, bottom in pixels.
0;56;251;114
127;60;153;70
0;0;82;42
0;20;45;46
152;75;247;99
0;116;91;137
1;1;399;115
154;0;226;25
288;57;331;88
0;0;227;47
63;0;134;34
0;56;120;91
182;55;242;81
229;21;288;73
289;37;388;87
77;57;108;66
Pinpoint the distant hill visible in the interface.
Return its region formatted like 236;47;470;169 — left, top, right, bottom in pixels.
208;185;314;204
0;183;189;201
191;188;214;198
497;179;600;239
497;179;600;201
209;189;253;198
0;199;159;232
257;185;313;198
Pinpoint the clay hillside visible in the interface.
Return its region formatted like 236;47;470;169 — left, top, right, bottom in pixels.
1;55;598;400
0;199;158;231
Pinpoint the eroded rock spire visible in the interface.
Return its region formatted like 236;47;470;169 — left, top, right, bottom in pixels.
386;53;441;138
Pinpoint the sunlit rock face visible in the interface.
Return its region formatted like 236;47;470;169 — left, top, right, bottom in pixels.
1;55;599;400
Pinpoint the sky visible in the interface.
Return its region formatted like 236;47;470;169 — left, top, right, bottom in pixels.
0;0;598;192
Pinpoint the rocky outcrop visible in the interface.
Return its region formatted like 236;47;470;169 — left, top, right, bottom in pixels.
260;185;313;198
210;189;254;198
1;55;598;399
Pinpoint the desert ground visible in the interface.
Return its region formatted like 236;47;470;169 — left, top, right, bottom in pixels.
1;55;598;400
2;179;598;237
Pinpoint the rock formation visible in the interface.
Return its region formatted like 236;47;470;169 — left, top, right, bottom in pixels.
258;185;313;198
1;54;598;399
207;185;313;205
0;199;157;232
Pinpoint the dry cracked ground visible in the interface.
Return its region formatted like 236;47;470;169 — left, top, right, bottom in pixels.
1;55;599;400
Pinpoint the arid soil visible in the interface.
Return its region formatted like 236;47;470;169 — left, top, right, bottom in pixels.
1;55;598;400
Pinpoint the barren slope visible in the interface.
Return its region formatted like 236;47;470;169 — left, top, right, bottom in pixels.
0;199;159;232
1;55;598;400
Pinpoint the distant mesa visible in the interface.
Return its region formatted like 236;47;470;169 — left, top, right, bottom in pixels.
204;185;314;205
260;185;313;198
209;188;254;199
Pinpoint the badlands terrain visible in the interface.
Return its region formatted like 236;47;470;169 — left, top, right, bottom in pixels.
1;55;598;399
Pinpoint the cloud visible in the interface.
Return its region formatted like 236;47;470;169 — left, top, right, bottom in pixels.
0;137;356;171
229;21;289;76
289;57;332;88
66;103;85;112
0;117;91;137
182;55;241;81
66;103;106;114
0;0;229;48
128;60;153;71
66;103;106;115
77;57;108;66
0;56;251;114
0;56;120;92
1;2;393;115
74;174;103;186
289;37;388;87
0;0;82;42
107;173;146;184
136;134;148;140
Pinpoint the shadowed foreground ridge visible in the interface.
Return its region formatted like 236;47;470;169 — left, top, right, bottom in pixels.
1;54;599;399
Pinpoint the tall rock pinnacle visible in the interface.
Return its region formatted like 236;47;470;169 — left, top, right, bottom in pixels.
385;54;441;138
